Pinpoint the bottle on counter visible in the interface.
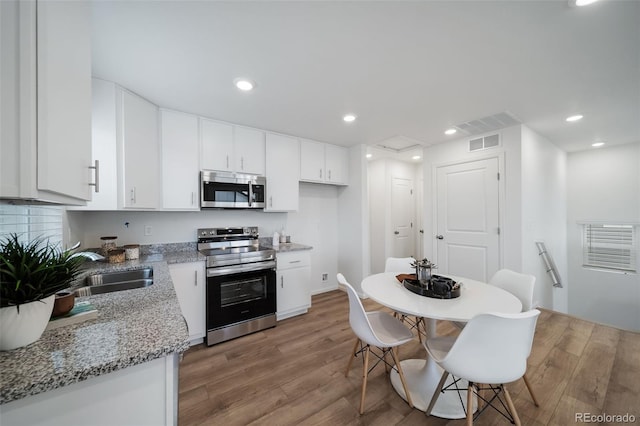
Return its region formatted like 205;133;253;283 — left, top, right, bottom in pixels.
280;228;287;244
273;231;280;247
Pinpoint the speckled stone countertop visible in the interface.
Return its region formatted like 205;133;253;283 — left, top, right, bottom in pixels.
0;249;205;405
258;238;313;252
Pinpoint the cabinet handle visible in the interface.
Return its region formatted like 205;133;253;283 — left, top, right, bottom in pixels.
289;260;301;264
191;192;195;206
269;196;273;207
89;160;100;193
281;276;284;288
194;270;198;286
241;157;244;170
130;187;136;203
328;170;331;180
319;169;322;179
226;155;229;169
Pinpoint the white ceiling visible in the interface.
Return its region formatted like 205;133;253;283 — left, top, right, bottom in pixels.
91;0;640;157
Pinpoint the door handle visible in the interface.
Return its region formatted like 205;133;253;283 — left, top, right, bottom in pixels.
419;229;424;234
89;160;100;193
394;231;400;235
436;235;444;240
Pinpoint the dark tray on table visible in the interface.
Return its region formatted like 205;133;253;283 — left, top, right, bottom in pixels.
402;275;461;299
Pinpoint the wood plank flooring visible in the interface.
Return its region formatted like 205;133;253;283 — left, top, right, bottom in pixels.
178;290;640;425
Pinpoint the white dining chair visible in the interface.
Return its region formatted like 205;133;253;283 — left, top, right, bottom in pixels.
424;310;541;426
384;257;425;342
452;268;539;407
337;273;414;414
488;269;539;406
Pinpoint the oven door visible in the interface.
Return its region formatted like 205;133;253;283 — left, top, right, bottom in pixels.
206;263;276;329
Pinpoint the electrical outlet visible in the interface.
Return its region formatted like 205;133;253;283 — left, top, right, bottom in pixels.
144;225;153;236
322;273;328;282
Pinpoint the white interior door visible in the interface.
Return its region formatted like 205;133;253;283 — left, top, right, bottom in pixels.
436;158;500;282
391;177;415;258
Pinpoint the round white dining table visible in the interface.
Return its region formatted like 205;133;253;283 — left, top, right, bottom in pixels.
361;272;522;419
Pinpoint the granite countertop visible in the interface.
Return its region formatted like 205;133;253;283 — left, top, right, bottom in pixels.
0;250;205;405
258;239;313;252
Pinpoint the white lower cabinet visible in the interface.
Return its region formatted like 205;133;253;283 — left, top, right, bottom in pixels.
169;262;206;343
276;251;311;320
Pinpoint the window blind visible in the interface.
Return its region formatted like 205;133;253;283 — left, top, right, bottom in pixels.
0;204;63;248
582;224;637;273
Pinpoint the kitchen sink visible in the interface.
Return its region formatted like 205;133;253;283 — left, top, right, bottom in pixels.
74;268;154;296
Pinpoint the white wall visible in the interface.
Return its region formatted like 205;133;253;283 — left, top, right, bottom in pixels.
65;183;340;295
520;126;567;311
337;145;369;296
566;142;640;331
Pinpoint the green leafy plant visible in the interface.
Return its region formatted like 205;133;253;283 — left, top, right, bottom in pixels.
0;234;85;309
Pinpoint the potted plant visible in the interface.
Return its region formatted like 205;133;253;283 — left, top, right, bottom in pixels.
0;234;85;351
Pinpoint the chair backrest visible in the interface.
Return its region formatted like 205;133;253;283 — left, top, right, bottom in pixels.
336;273;386;347
489;269;536;311
384;257;416;273
438;310;540;384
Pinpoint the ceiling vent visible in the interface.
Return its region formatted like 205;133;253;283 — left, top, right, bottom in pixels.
469;133;500;152
454;111;520;136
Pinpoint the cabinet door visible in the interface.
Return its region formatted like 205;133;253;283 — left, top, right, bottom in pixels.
234;126;265;175
161;110;199;210
299;139;325;182
169;262;206;342
120;90;159;209
265;133;299;211
325;144;348;185
200;119;233;172
36;0;92;202
276;267;311;319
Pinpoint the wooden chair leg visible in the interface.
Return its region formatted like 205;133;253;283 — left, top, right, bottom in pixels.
503;385;521;426
466;382;474;426
345;338;360;377
390;346;413;408
416;317;423;343
359;346;370;415
383;348;390;374
522;373;540;407
425;371;449;416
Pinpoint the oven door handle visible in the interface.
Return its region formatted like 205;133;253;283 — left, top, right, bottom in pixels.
206;260;276;277
248;181;253;207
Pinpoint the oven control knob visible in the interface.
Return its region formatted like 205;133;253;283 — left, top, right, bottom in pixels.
200;230;207;237
209;230;216;236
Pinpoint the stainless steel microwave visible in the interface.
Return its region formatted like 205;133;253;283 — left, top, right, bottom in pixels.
200;171;266;209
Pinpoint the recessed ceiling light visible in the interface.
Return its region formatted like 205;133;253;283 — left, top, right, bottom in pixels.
445;128;457;135
366;153;372;159
592;142;605;147
566;114;583;122
412;155;421;160
575;0;599;6
343;114;357;123
234;78;255;91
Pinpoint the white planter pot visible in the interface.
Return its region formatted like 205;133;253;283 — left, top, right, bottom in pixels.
0;295;55;351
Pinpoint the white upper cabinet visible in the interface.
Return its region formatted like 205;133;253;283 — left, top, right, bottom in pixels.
200;119;265;175
300;139;348;185
160;110;199;210
234;126;265;175
0;0;92;204
200;119;233;172
119;90;160;209
265;133;299;212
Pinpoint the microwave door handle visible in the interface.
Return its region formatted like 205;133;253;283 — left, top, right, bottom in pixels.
248;181;253;207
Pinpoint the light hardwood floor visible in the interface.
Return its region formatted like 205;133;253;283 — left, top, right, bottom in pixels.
179;290;640;425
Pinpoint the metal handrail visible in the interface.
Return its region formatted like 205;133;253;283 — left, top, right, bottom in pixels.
535;241;562;288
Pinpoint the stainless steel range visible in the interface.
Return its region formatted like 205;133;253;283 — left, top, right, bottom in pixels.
197;226;277;346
